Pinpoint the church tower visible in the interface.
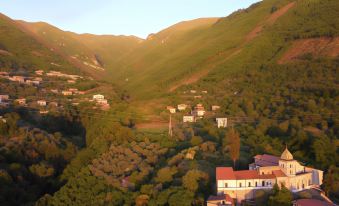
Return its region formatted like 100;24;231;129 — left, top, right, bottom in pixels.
279;146;297;176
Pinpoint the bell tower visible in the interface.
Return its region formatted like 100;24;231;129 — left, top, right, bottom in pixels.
279;146;297;176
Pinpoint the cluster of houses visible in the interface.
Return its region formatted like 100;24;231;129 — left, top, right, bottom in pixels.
207;147;332;206
92;94;110;110
0;72;42;86
166;103;228;128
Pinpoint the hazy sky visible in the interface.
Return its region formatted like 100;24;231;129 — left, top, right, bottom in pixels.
0;0;259;38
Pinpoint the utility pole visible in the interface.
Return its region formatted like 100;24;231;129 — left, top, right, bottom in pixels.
168;114;173;137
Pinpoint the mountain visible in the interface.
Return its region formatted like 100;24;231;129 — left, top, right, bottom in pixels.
16;20;142;79
104;0;338;99
0;13;81;75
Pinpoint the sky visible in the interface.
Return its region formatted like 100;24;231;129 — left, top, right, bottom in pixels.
0;0;259;39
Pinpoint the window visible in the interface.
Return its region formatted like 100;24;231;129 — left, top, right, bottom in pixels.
248;182;251;187
262;172;264;175
239;183;242;187
290;164;292;168
282;164;284;168
225;183;228;188
255;182;258;187
262;181;265;187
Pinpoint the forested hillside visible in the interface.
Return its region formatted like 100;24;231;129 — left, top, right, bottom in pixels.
0;0;337;205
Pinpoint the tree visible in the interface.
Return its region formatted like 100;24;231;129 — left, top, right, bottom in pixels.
155;167;177;184
268;185;292;206
223;128;240;168
182;170;208;192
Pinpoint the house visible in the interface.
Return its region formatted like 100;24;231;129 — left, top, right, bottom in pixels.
0;95;9;102
68;88;78;93
207;194;234;206
93;94;105;101
62;91;73;96
194;95;202;99
25;80;40;86
37;100;47;106
293;199;334;206
202;90;208;94
216;118;228;128
35;70;44;75
10;76;25;83
15;98;26;105
190;90;197;94
183;115;195;123
67;80;76;84
212;105;221;111
96;99;108;105
216;147;323;203
177;104;188;111
166;106;176;114
194;104;206;117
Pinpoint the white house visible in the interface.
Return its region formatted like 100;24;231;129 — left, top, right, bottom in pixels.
62;91;73;96
216;147;323;204
37;100;47;106
97;99;108;105
183;115;195;123
93;94;105;101
194;104;206;117
177;104;188;111
167;106;176;114
212;105;221;111
35;70;44;75
216;118;228;128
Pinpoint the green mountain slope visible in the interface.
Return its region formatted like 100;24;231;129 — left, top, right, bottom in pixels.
0;13;81;74
17;20;142;78
107;0;338;99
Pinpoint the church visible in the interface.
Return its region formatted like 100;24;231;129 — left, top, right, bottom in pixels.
215;147;323;203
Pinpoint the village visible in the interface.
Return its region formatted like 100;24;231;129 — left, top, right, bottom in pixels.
0;69;111;116
166;89;228;129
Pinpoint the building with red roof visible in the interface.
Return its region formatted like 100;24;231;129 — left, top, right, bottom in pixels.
215;147;324;204
207;194;234;206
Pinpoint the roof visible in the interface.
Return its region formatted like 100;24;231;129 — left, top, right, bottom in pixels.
254;154;280;166
273;170;287;177
216;167;236;180
294;199;334;206
281;146;293;160
217;167;275;180
207;194;233;203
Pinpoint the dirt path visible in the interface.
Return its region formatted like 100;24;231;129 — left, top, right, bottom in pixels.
169;2;296;92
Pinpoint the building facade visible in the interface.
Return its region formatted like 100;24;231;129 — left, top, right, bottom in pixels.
216;147;323;203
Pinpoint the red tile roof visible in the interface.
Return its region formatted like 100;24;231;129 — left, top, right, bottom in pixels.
217;167;275;180
273;170;287;177
216;167;236;180
295;199;334;206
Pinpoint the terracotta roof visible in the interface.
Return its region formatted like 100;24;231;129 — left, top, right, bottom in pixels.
294;199;334;206
254;154;280;166
217;167;275;180
234;170;260;179
216;167;236;180
273;170;287;177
